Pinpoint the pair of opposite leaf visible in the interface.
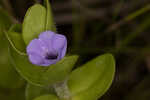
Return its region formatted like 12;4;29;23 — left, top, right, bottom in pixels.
5;0;115;100
26;53;115;100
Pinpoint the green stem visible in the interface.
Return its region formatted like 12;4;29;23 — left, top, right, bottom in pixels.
116;14;150;53
53;80;71;100
124;5;150;22
106;4;150;32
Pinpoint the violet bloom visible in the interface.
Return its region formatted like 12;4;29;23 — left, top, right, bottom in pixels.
26;31;67;66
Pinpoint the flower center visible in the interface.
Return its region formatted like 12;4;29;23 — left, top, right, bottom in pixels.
45;52;58;60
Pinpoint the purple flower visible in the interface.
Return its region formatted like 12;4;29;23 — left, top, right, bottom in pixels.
26;31;67;66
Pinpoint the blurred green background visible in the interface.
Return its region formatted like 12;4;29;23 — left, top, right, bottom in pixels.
0;0;150;100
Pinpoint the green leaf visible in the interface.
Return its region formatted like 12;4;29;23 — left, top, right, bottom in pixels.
9;24;22;33
9;45;47;86
22;4;46;45
44;0;56;32
42;55;79;86
23;1;57;45
22;1;56;45
0;34;24;88
68;54;115;100
5;31;26;53
0;9;24;89
33;94;59;100
26;83;55;100
5;31;46;86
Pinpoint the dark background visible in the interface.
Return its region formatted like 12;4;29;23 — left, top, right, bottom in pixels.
0;0;150;100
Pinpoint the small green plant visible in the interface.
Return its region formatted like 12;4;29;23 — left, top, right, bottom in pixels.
0;0;115;100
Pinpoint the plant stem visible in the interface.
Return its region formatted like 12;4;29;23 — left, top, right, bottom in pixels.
53;80;71;100
116;14;150;53
106;4;150;33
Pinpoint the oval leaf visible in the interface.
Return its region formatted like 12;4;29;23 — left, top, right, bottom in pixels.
22;4;46;45
68;54;115;100
0;34;24;88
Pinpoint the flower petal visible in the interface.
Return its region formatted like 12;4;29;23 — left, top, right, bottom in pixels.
52;33;67;52
39;31;57;54
27;39;44;56
38;31;55;47
28;53;44;66
60;41;67;58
